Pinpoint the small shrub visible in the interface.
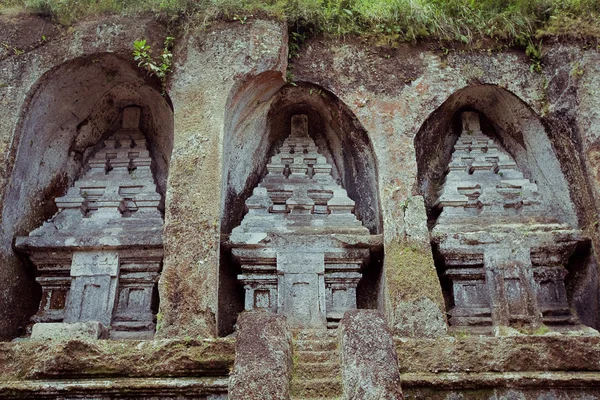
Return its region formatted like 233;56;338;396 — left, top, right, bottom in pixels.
133;36;174;94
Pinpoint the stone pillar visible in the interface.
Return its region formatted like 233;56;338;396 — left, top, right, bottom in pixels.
385;196;448;337
229;311;293;400
339;310;404;400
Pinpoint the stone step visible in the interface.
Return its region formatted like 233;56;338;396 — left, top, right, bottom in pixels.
290;397;341;400
295;350;338;363
293;329;338;341
294;361;341;380
290;377;343;398
294;339;338;352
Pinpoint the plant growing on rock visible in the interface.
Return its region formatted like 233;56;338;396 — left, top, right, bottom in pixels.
526;40;543;73
133;36;174;94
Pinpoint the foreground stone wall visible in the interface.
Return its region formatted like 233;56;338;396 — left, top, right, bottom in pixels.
1;335;600;398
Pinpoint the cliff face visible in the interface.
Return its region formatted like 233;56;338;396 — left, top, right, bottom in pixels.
1;13;600;398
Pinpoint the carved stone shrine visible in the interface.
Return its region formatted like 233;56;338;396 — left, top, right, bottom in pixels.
432;111;586;332
229;114;374;329
16;106;163;339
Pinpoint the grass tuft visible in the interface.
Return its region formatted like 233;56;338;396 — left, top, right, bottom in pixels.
1;0;599;44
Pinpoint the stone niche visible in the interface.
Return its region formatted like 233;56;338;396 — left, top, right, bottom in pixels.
16;106;163;340
228;114;378;329
431;111;588;333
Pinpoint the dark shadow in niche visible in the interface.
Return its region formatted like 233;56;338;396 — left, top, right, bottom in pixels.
0;53;173;340
565;240;600;329
413;84;599;330
219;77;383;336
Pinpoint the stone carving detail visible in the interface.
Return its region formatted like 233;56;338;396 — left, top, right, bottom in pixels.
432;112;585;333
229;114;375;329
16;107;163;339
65;251;120;326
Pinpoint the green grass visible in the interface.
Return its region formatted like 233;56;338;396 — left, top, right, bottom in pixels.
1;0;599;44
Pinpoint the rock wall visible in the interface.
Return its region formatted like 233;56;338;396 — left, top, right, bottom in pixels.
157;18;287;338
0;14;599;345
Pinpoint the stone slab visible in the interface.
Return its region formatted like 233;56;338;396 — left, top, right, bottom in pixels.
64;251;120;326
30;321;108;340
0;377;228;399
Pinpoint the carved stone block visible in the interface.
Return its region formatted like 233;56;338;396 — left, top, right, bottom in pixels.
64;251;119;326
30;321;109;340
277;252;326;328
16;107;164;339
432;112;586;333
230;114;375;329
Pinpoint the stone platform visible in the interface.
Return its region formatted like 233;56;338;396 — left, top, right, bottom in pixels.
2;334;599;398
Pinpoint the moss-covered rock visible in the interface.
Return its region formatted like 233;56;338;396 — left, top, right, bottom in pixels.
384;241;447;338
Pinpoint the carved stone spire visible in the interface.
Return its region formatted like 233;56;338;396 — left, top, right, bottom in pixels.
434;111;544;223
229;114;373;329
431;112;587;334
231;114;367;240
16;107;163;340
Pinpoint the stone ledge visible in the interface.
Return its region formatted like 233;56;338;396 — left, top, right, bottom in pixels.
401;371;600;389
396;336;600;373
0;338;235;380
0;377;228;398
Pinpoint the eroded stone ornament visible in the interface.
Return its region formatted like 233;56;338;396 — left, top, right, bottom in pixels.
432;111;587;333
228;114;375;329
16;107;163;340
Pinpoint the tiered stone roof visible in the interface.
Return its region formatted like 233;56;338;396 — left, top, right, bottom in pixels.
18;107;162;249
231;114;369;242
434;111;546;223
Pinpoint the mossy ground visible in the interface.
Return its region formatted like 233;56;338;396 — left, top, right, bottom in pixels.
0;338;235;380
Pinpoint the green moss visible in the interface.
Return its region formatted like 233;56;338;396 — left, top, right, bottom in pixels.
533;325;551;335
384;241;445;311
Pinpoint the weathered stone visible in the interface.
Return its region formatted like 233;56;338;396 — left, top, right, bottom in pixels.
229;114;376;329
384;242;448;338
0;14;172;341
228;311;292;400
30;322;108;341
402;196;430;243
64;251;120;326
0;338;234;380
290;329;343;398
0;378;229;399
395;335;600;374
159;19;288;338
435;112;545;222
0;12;600;400
432;112;587;334
15;107;164;339
391;298;448;338
340;310;403;400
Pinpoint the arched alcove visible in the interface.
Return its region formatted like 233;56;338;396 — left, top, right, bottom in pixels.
0;53;173;339
218;78;382;335
415;84;576;227
414;84;598;332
